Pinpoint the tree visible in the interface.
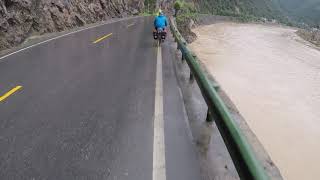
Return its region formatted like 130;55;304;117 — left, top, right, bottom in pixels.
174;1;182;17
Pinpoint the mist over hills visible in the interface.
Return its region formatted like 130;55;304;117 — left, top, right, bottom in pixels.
278;0;320;26
192;0;319;26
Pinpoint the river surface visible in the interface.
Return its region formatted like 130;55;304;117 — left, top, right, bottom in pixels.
190;23;320;180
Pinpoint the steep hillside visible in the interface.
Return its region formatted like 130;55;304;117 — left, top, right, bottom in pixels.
0;0;144;51
192;0;286;22
191;0;319;26
278;0;320;26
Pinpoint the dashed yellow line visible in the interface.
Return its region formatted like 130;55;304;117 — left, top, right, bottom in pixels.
127;23;135;28
93;33;113;44
0;86;22;102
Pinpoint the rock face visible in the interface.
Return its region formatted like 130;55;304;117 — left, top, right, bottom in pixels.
297;29;320;47
176;17;197;43
0;0;144;51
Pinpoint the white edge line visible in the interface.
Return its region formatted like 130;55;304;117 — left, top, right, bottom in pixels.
0;16;141;61
153;43;166;180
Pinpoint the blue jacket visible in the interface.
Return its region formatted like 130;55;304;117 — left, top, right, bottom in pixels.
154;15;168;29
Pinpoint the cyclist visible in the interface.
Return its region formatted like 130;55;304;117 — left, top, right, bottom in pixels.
153;10;168;40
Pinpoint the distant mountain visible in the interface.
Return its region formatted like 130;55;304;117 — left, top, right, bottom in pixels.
278;0;320;26
192;0;319;26
193;0;287;22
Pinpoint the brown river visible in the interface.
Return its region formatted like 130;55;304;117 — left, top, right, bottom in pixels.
190;23;320;180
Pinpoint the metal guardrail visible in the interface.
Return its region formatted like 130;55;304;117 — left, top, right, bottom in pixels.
169;17;270;180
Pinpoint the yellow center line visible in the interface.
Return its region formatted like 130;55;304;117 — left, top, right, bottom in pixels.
0;86;23;102
93;33;113;44
127;23;135;28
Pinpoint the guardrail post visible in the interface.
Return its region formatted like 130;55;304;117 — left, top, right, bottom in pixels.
206;109;213;122
213;82;220;90
189;71;194;83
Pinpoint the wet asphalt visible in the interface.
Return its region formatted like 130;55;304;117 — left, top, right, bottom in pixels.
0;17;201;180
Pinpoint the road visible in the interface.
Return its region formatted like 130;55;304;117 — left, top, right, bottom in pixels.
0;17;201;180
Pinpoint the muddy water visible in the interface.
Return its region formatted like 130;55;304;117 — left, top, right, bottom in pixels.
190;23;320;180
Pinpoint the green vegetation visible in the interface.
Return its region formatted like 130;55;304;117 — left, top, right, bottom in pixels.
173;0;297;26
176;13;198;25
190;0;319;27
174;0;196;14
195;0;288;22
277;0;320;26
143;0;157;15
174;1;182;11
174;1;198;25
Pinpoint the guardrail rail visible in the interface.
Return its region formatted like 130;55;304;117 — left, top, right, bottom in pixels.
169;17;270;180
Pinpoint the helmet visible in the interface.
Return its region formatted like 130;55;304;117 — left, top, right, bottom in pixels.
159;9;164;15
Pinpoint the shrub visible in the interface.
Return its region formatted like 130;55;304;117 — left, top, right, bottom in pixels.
174;1;182;11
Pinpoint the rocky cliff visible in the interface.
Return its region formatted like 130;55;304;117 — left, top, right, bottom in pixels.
0;0;144;51
297;29;320;47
